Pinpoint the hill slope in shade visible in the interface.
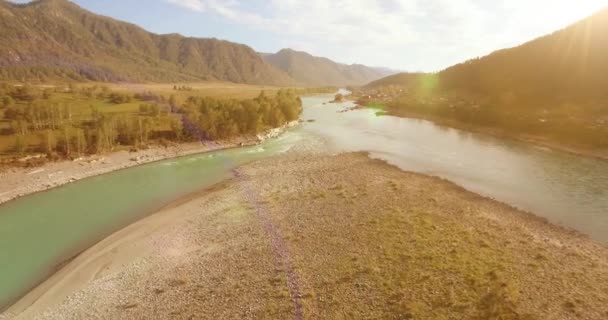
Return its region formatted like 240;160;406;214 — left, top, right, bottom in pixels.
361;8;608;151
0;0;294;84
364;72;424;89
438;7;608;105
264;48;395;86
367;7;608;106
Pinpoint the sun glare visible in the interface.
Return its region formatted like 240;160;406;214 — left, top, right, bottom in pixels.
549;1;607;27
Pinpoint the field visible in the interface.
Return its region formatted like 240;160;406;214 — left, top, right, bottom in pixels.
100;82;289;100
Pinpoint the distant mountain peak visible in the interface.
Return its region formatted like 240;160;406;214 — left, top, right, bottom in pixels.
264;48;396;86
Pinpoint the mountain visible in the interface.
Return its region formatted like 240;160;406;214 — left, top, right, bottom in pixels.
264;49;395;86
0;0;294;84
438;7;608;106
363;8;608;150
364;72;424;89
367;7;608;106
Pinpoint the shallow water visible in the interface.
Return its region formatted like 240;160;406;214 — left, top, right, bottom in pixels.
0;131;306;309
301;96;608;244
1;93;607;310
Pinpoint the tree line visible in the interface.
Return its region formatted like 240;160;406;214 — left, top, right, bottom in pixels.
0;84;303;159
363;87;608;149
178;89;301;140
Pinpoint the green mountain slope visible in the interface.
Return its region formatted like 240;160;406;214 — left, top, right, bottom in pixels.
0;0;294;84
264;48;395;86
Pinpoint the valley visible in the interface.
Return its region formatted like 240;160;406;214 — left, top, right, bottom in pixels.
1;1;607;319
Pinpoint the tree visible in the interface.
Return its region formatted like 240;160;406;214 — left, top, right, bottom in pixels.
43;130;57;155
116;117;137;145
11;120;28;135
14;134;26;155
136;116;152;146
72;128;87;155
169;116;183;141
169;94;177;111
61;125;71;157
63;104;73;125
1;95;14;108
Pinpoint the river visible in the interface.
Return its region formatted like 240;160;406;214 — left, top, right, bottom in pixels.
302;96;608;242
1;93;607;310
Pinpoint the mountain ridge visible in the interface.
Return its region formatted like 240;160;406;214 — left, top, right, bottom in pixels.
362;7;608;151
436;6;608;103
0;0;294;84
367;6;608;102
0;0;398;86
264;48;396;87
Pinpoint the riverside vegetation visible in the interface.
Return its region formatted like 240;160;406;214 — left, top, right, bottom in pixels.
0;82;315;166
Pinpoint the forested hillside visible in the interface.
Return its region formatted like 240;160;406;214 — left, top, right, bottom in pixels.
0;0;293;84
359;8;608;151
439;7;608;107
264;49;394;86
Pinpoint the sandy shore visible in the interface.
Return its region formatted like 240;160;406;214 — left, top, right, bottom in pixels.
4;145;608;319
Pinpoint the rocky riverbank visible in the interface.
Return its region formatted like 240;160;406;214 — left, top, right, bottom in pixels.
5;148;608;319
0;121;299;205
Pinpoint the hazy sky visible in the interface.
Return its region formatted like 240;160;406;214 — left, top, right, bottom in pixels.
14;0;608;71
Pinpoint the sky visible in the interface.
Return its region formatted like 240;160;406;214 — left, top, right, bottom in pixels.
12;0;608;71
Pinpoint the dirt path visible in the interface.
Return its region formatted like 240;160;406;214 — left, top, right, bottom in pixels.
233;168;303;319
